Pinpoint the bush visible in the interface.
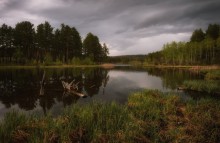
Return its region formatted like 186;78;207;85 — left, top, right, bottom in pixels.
71;57;81;65
44;53;53;66
81;57;94;65
54;58;63;65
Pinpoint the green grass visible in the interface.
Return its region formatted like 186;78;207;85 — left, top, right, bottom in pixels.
205;70;220;80
1;90;220;142
183;80;220;94
0;102;140;143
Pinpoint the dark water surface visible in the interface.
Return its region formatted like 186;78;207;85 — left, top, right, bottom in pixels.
0;67;203;118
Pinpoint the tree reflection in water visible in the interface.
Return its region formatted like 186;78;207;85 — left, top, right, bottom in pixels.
0;68;110;115
0;67;205;118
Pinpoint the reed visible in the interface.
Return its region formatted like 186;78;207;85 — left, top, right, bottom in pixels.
205;70;220;80
183;80;220;93
0;90;220;142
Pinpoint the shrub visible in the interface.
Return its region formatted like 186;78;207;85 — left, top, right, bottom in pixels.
44;53;53;66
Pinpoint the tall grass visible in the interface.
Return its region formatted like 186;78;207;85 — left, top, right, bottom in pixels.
0;102;140;143
183;80;220;93
0;90;220;142
0;111;28;143
205;70;220;80
185;98;220;143
128;90;220;143
128;90;186;142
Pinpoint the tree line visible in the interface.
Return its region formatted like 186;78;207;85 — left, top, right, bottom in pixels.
0;21;109;65
145;24;220;65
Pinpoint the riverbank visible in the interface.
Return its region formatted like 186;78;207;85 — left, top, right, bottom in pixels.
1;90;219;143
179;69;220;94
142;64;220;70
0;63;115;69
0;64;219;70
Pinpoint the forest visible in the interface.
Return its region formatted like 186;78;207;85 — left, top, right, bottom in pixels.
109;24;220;65
145;24;220;65
0;21;109;65
1;22;220;66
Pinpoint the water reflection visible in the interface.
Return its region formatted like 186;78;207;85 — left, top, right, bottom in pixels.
0;67;205;118
145;68;203;89
0;68;110;117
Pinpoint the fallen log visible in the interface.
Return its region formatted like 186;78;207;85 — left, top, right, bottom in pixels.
69;90;85;97
61;80;86;97
177;86;185;90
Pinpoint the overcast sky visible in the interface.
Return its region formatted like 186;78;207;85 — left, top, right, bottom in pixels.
0;0;220;56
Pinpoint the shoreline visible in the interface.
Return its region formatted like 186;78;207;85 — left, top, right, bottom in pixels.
0;64;219;70
0;63;116;69
142;65;220;70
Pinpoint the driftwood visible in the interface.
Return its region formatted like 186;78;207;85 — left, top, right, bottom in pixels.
61;80;86;97
177;86;185;90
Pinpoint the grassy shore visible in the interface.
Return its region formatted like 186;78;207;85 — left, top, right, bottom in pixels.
1;63;219;69
183;80;220;94
0;63;115;69
1;90;220;143
181;69;220;94
204;70;220;80
142;64;220;70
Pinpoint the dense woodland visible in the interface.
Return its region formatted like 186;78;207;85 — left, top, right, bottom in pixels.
0;21;109;65
145;24;220;65
109;24;220;65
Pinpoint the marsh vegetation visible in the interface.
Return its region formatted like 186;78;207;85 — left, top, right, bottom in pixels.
1;90;220;142
0;67;219;142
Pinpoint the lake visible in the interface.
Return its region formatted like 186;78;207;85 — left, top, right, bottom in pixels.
0;66;204;119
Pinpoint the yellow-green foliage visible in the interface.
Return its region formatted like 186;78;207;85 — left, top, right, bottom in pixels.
44;53;53;66
71;57;81;65
129;60;142;66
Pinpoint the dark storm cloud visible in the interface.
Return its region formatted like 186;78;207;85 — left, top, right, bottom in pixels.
135;0;220;31
0;0;220;55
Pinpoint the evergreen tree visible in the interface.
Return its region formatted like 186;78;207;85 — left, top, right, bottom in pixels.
52;29;62;61
70;27;82;58
206;24;220;40
83;33;102;63
101;43;109;60
0;24;14;63
190;29;205;42
0;20;106;65
60;24;82;63
36;21;53;63
14;21;35;60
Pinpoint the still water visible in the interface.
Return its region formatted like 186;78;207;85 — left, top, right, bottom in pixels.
0;67;202;119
